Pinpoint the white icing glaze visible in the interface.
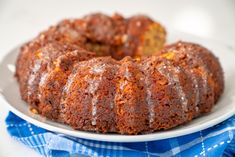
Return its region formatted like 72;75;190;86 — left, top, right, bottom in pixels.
91;95;98;125
187;52;213;111
91;63;106;74
142;60;156;127
62;62;89;95
188;52;209;95
119;66;132;90
120;80;128;91
190;70;200;113
146;86;155;124
182;65;200;113
109;64;119;110
88;63;108;126
199;60;215;105
39;72;49;87
27;60;42;96
62;61;115;126
202;71;209;95
88;79;100;94
62;71;78;95
158;62;188;112
110;102;114;109
124;66;132;78
38;72;49;99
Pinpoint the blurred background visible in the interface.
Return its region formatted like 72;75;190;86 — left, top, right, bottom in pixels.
0;0;234;156
0;0;235;50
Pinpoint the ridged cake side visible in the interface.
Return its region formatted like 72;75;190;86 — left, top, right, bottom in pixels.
58;42;223;134
15;13;223;135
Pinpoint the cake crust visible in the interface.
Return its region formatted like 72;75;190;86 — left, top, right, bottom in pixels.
15;13;224;135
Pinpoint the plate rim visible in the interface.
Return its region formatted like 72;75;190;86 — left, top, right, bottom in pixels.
2;92;235;142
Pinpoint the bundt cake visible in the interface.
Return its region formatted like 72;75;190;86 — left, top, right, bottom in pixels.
15;13;224;135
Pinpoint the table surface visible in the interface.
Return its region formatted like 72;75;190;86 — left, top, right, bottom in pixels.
0;0;235;156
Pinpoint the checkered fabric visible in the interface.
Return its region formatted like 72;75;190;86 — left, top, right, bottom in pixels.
5;112;235;157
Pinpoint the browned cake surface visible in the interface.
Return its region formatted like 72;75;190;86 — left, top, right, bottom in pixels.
15;13;224;135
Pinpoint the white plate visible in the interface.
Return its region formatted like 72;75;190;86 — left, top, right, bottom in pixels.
1;31;235;142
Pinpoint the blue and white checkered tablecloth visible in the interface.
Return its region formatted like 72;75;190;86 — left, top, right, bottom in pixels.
5;112;235;157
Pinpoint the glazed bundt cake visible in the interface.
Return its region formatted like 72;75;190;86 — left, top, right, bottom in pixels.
15;13;224;134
